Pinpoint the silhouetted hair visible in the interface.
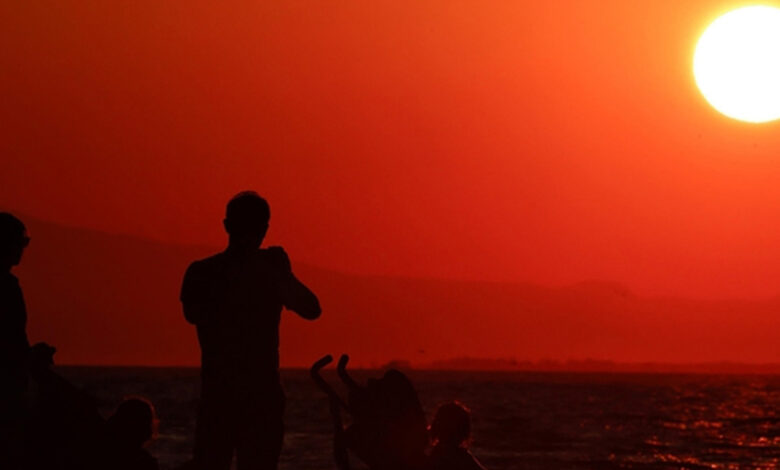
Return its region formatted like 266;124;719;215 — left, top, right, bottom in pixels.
0;212;26;243
376;369;429;459
107;398;158;449
226;191;270;225
379;369;425;421
430;401;472;448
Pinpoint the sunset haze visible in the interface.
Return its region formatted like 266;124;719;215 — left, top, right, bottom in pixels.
3;1;780;366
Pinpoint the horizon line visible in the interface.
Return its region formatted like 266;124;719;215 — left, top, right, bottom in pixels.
52;362;780;375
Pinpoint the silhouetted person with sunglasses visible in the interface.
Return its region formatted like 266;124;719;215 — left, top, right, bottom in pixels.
181;192;321;470
0;212;31;468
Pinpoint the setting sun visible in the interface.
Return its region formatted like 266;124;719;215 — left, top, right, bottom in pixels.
694;5;780;123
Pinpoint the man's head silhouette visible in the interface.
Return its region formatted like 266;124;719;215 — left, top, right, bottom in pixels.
0;212;29;270
224;191;270;251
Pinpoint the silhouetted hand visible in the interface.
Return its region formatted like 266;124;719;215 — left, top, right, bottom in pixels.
266;246;292;275
268;246;321;319
311;354;334;379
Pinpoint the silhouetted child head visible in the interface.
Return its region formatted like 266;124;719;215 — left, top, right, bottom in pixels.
0;212;29;269
29;342;56;373
430;401;473;449
223;191;270;248
107;398;158;449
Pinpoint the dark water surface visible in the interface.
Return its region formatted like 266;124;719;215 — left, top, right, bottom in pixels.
57;368;780;469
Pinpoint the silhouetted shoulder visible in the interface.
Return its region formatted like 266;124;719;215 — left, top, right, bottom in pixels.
185;252;229;275
180;253;231;325
0;272;21;304
181;254;226;297
1;270;20;285
183;251;286;279
0;271;22;299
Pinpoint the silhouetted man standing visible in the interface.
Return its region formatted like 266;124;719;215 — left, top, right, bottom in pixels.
181;192;321;470
0;213;31;469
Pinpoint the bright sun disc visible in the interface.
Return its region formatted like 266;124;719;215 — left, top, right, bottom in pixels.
693;5;780;123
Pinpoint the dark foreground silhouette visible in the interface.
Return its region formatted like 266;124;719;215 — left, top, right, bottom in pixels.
311;354;428;470
1;213;160;470
181;192;321;469
29;351;159;470
312;355;488;470
3;207;488;470
104;398;159;470
428;402;487;470
0;212;32;468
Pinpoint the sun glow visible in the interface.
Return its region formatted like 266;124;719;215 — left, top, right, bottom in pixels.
693;6;780;123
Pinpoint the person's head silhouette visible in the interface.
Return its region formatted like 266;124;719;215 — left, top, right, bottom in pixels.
430;401;473;449
107;397;158;450
223;191;270;252
0;212;29;271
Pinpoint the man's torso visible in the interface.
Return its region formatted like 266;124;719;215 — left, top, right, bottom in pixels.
182;251;286;382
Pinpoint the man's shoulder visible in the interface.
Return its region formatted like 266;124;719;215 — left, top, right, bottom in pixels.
185;252;228;276
181;254;226;299
191;252;228;267
0;272;20;289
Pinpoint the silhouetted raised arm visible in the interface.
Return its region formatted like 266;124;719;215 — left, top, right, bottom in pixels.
279;273;321;319
310;355;348;411
337;354;360;391
311;355;350;470
267;246;321;320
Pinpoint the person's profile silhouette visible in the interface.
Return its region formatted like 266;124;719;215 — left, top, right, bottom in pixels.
181;192;321;470
428;401;487;470
104;397;160;470
0;212;31;468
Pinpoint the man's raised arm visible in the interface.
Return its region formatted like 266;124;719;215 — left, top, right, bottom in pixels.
268;246;321;320
280;274;321;320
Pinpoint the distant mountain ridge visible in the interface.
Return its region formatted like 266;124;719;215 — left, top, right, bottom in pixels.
426;357;780;374
10;214;780;367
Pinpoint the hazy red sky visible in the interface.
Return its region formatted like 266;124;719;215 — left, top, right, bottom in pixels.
3;1;780;299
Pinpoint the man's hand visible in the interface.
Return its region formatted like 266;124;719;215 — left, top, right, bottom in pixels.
266;246;292;275
268;246;321;320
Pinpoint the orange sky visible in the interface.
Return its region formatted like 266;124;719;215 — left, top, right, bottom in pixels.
3;1;780;299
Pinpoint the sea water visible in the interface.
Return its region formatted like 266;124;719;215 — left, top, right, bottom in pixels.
57;368;780;469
